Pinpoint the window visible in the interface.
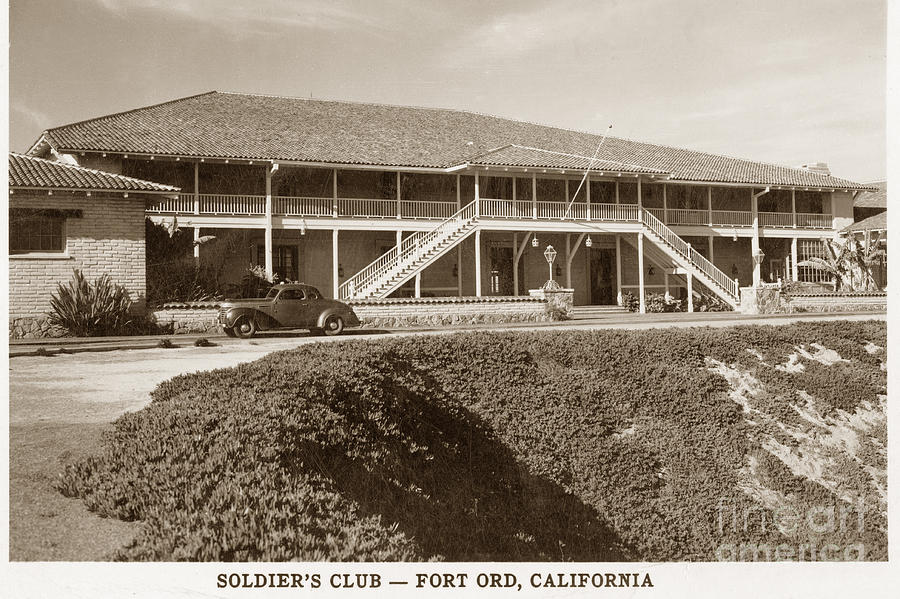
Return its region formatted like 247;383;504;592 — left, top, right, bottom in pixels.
277;288;305;301
255;245;299;281
9;209;66;254
797;240;830;284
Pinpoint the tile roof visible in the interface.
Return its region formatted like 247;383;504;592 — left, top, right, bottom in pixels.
36;91;874;190
468;144;668;175
853;180;886;208
842;210;886;233
9;152;180;193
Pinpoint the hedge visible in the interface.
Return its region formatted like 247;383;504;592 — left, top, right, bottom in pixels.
58;321;886;561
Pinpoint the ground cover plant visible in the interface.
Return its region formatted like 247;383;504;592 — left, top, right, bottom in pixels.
59;321;886;561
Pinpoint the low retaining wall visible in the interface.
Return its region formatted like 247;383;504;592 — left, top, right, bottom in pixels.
150;302;222;334
9;316;67;339
348;296;551;328
740;287;886;314
147;296;552;333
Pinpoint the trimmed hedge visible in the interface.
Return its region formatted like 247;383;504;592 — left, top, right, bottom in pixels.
59;321;886;561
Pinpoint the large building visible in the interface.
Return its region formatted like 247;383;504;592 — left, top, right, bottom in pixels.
26;91;875;312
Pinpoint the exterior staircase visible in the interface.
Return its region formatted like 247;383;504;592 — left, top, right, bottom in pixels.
639;210;740;307
338;200;479;300
339;198;740;308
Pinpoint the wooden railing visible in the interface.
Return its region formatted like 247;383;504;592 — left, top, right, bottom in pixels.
146;193;195;213
145;194;834;231
758;212;794;228
275;196;332;216
199;194;265;214
796;213;832;229
338;200;478;300
641;210;738;301
400;200;457;219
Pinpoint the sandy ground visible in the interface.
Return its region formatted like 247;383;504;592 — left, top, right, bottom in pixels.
7;313;885;560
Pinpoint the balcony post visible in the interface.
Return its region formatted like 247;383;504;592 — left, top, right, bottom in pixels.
332;228;339;298
637;232;646;313
586;176;591;221
708;236;715;266
791;237;799;282
565;234;571;288
193;161;200;261
415;273;421;298
332;169;338;218
474;171;480;218
457;244;463;295
707;186;713;226
791;189;797;228
265;163;276;280
396;171;402;219
456;174;461;211
616;234;623;306
637;178;643;222
532;174;537;219
663;183;667;224
474;228;482;297
687;272;694;312
751;188;762;287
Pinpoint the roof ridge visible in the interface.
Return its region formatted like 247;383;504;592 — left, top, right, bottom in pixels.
9;152;180;190
43;91;217;135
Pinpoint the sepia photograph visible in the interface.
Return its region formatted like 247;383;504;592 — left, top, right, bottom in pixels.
3;0;894;596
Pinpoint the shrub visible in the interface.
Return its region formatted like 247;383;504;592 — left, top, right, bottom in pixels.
621;292;640;312
59;322;886;561
193;338;214;347
49;269;135;337
157;338;175;349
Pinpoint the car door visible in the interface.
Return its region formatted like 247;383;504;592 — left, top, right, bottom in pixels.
272;288;308;327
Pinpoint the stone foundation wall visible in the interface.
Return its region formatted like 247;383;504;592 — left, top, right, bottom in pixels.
740;287;886;314
149;303;222;334
349;296;550;328
9;316;67;339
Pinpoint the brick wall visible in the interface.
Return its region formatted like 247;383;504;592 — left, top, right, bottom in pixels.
9;192;146;337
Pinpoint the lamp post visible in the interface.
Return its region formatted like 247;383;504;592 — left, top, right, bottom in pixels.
544;245;557;283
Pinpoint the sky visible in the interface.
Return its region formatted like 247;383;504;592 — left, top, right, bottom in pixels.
7;0;887;182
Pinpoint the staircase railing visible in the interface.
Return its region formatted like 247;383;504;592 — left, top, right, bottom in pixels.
338;200;478;300
641;209;739;300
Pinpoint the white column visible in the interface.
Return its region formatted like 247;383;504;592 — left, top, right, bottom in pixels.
532;174;537;219
637;232;646;313
456;174;461;211
457;244;463;295
193;162;201;260
615;234;623;305
615;181;620;204
791;237;799;282
791;189;797;228
565;234;572;288
414;273;421;298
586;176;591;220
708;186;713;225
396;229;403;248
332;228;339;298
663;183;668;223
708;236;715;265
332;169;338;218
474;171;480;217
396;171;402;219
637;178;642;212
664;273;669;295
687;272;694;312
265;164;274;279
474;229;482;297
513;232;518;296
751;189;761;287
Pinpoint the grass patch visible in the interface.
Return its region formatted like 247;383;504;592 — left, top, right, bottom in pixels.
58;321;886;561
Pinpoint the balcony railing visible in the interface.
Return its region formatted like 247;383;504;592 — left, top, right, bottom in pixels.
146;194;834;229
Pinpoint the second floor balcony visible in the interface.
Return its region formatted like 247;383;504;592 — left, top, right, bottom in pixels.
147;193;834;230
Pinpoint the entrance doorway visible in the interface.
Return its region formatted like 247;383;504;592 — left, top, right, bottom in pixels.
489;246;524;295
589;247;617;305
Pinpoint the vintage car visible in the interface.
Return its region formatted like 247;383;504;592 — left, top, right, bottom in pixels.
218;283;360;338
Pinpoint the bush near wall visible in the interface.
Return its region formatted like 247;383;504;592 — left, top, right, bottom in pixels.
59;321;886;561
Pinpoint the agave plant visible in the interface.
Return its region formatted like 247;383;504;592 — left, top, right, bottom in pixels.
48;269;135;336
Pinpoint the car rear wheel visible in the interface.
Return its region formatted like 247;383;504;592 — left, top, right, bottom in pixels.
323;314;344;336
234;315;258;339
222;326;236;338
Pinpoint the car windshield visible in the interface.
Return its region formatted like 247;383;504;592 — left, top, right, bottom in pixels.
265;287;279;300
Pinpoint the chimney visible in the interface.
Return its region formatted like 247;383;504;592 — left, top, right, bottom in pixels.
799;162;830;176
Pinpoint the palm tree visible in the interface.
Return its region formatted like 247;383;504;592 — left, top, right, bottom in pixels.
848;232;886;291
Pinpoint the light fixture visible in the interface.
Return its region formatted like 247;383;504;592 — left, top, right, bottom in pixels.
585;235;593;248
543;245;557;281
732;229;738;242
531;234;539;248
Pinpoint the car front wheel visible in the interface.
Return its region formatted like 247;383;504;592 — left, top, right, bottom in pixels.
234;315;258;339
222;326;236;338
322;314;344;336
